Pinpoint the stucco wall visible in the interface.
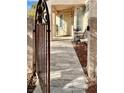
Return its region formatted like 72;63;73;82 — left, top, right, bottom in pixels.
87;0;97;80
27;17;34;78
87;31;97;79
89;0;97;17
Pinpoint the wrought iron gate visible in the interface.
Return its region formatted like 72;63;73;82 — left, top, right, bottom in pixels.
34;0;50;93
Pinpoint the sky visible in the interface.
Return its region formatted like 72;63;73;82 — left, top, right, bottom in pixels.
27;0;38;9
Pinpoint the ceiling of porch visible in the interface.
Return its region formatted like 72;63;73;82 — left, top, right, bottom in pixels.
54;5;74;11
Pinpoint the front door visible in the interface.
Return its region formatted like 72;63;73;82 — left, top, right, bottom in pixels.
56;11;72;36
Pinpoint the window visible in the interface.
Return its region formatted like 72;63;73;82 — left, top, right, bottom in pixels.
76;8;81;30
76;8;83;31
60;14;63;27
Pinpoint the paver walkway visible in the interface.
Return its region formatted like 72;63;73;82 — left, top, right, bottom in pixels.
34;40;88;93
50;40;88;93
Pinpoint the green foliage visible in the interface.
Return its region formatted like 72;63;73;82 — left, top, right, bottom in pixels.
29;11;35;17
28;2;37;18
31;3;37;9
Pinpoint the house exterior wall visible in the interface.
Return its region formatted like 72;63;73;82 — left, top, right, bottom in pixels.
47;0;85;26
46;0;85;39
87;0;97;80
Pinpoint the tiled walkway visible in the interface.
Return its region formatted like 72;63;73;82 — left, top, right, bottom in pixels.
50;40;88;93
34;40;88;93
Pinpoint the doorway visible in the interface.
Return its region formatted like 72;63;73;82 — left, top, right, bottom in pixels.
56;11;73;37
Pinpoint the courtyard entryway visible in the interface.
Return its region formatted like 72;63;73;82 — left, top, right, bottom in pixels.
28;0;97;93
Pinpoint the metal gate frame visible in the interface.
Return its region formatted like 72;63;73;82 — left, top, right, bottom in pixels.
33;0;50;93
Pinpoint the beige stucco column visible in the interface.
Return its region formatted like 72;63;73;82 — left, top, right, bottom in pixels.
74;7;78;29
87;0;97;80
51;11;56;38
